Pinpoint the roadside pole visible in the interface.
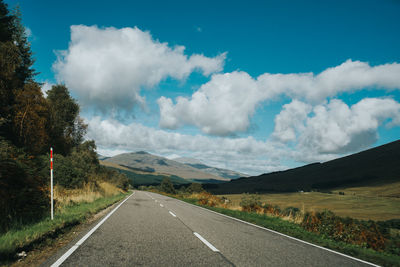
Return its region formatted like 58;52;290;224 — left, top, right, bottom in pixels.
50;147;54;220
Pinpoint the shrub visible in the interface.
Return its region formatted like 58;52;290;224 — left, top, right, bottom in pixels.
240;194;262;212
262;203;281;215
160;177;176;194
282;207;301;217
0;140;49;233
301;210;388;251
186;183;204;193
197;192;223;207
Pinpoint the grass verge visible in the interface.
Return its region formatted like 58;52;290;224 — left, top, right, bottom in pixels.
176;195;400;267
0;192;128;263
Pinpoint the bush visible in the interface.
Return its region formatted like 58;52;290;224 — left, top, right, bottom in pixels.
240;194;262;212
160;177;176;194
197;192;223;207
186;183;204;193
0;140;49;233
282;207;301;217
301;210;388;251
262;203;281;215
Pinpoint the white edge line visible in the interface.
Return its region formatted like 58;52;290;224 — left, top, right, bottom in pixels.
194;232;219;252
51;192;134;267
169;211;177;217
151;192;380;267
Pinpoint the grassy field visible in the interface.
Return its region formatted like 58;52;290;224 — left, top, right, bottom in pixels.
0;183;128;263
174;194;400;267
219;181;400;221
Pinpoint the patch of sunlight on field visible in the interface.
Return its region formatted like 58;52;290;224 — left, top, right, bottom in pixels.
219;181;400;221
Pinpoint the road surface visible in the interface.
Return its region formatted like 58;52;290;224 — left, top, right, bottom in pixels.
43;191;377;266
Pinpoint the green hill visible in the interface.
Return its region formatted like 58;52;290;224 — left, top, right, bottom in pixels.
106;166;189;186
206;140;400;194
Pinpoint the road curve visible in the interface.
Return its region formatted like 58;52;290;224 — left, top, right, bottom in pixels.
43;191;377;267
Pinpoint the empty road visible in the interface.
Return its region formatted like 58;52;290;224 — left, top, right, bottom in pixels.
44;191;377;266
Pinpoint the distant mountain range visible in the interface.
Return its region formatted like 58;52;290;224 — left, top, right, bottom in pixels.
174;157;249;179
205;140;400;194
99;151;246;185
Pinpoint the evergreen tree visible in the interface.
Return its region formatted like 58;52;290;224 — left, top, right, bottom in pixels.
46;84;87;155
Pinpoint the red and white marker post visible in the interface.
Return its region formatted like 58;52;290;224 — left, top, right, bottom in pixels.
50;147;54;220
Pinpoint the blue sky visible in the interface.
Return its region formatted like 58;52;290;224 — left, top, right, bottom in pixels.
7;0;400;174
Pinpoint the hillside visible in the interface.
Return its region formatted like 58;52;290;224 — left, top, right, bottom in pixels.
206;140;400;194
102;151;230;182
174;157;248;179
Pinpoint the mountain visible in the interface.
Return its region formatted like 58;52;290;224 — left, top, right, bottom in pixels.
205;140;400;194
97;154;110;160
174;157;248;179
102;151;230;182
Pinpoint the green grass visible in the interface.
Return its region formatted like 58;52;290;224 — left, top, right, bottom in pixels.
0;193;128;261
177;196;400;267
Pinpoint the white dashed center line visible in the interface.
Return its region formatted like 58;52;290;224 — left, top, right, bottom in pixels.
160;204;164;207
193;232;219;252
169;211;177;217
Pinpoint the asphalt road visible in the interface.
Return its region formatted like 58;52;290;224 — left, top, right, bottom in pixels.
43;191;377;267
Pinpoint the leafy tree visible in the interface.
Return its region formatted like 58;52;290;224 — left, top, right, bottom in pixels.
12;82;49;154
160;177;176;194
47;84;87;155
186;182;204;193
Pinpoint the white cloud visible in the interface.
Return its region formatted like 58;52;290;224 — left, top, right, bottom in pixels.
158;71;260;135
24;27;32;38
272;100;312;143
158;60;400;136
273;98;400;159
53;25;226;115
40;82;53;97
86;117;285;175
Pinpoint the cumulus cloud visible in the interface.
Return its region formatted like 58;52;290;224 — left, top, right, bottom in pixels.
273;98;400;158
272;100;312;143
40;82;53;97
53;25;226;115
158;71;259;135
158;60;400;136
86;117;284;175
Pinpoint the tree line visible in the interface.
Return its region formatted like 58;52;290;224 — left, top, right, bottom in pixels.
0;0;129;232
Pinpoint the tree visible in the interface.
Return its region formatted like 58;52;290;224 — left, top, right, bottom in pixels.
187;182;204;193
12;82;49;154
47;84;87;155
0;1;36;143
0;0;14;42
160;177;176;194
11;5;35;86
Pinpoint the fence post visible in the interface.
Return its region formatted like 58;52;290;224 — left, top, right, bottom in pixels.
50;147;54;220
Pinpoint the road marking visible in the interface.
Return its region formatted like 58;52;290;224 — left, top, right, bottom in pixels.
160;204;164;207
194;232;219;252
51;192;134;267
168;194;379;267
169;211;177;217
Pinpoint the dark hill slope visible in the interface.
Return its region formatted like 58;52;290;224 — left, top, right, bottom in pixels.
206;140;400;194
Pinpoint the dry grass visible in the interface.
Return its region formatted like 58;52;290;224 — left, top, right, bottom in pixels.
218;183;400;221
54;182;123;209
332;181;400;198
